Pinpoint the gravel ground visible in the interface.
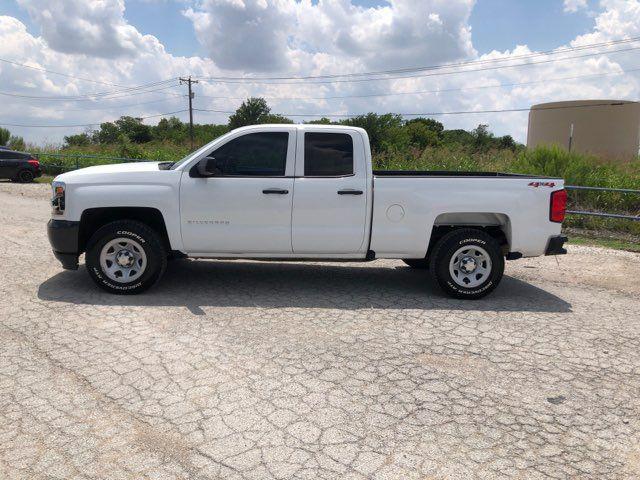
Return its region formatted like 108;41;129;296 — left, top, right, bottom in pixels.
1;181;639;480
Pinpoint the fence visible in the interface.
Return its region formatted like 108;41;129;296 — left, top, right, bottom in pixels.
565;185;640;222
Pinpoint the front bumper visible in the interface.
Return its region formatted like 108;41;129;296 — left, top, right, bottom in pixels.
47;219;80;270
545;235;568;256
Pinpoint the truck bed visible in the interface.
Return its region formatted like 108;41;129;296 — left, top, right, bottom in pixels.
370;172;564;259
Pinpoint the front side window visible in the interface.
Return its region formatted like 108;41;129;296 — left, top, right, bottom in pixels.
304;133;354;177
205;132;288;176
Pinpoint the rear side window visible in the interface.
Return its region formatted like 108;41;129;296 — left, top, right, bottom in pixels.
304;133;353;177
207;132;288;176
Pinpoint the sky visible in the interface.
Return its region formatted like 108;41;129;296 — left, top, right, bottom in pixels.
0;0;638;145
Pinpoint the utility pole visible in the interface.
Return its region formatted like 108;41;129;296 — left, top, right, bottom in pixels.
568;123;574;153
179;76;199;149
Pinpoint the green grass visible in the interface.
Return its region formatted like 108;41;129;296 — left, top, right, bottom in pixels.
569;235;640;253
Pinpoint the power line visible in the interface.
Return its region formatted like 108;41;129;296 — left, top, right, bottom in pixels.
197;44;640;85
0;56;179;88
0;83;183;101
193;100;635;118
194;66;640;102
196;36;640;83
30;97;183;112
3;62;635;105
0;109;188;128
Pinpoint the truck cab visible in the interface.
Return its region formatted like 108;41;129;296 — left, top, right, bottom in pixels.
178;125;373;257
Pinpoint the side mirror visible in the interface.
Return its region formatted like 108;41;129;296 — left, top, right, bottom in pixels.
191;157;222;178
197;158;212;177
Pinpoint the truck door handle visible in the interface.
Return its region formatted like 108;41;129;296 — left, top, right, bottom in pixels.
337;189;363;195
262;188;289;195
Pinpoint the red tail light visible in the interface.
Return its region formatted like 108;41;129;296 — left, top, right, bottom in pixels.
550;189;567;223
28;159;40;168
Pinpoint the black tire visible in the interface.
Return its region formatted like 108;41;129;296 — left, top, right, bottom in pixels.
429;228;504;299
17;169;34;183
403;258;429;269
85;220;167;294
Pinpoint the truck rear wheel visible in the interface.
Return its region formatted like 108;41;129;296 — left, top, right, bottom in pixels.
85;220;167;294
429;228;504;299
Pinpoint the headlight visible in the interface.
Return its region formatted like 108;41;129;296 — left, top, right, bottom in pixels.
52;181;65;215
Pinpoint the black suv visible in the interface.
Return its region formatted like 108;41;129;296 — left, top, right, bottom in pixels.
0;148;42;182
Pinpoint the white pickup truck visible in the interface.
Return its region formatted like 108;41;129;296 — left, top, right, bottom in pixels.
47;124;568;299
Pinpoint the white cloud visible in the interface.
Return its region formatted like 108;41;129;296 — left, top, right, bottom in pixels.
14;0;158;58
572;0;640;42
185;0;476;72
184;0;293;71
0;0;639;146
564;0;588;13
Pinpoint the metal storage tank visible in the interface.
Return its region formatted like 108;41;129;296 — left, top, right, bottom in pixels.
527;100;640;160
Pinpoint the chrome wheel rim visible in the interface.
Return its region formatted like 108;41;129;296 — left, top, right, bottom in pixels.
449;245;492;288
99;237;147;283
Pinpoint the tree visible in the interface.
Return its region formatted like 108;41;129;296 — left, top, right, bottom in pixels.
155;117;186;143
115;116;152;143
8;135;25;151
340;113;404;152
0;127;10;146
94;122;120;144
405;117;444;136
498;135;517;150
193;124;229;146
228;97;271;129
305;117;334;125
261;113;294;124
405;121;440;149
441;129;475;147
472;124;494;151
93;117;152;144
64;133;92;147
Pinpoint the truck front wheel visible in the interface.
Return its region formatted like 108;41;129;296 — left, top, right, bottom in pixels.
85;220;167;294
429;228;504;299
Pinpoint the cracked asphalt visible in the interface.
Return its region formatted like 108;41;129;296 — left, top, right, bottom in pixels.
1;182;640;480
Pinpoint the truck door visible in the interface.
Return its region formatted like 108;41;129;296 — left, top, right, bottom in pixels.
292;130;369;254
180;128;297;254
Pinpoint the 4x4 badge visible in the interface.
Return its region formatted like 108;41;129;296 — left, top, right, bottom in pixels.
528;181;556;188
